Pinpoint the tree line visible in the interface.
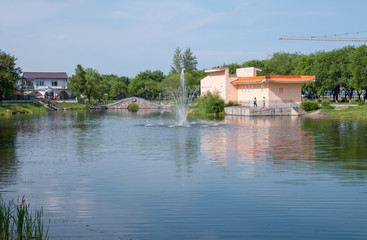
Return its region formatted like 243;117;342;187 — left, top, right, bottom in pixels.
68;47;205;102
1;45;367;102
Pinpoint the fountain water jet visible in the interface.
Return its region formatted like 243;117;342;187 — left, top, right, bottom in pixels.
170;69;197;126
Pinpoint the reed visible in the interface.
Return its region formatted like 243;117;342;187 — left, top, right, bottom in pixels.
0;195;49;240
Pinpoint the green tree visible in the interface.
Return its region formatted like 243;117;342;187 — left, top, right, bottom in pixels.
84;68;105;102
128;70;165;99
170;48;198;74
349;45;367;100
262;51;300;75
0;50;22;100
68;64;87;100
102;74;129;99
170;48;182;74
312;47;354;101
182;48;198;73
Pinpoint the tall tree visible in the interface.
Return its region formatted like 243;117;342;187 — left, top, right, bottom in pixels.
349;45;367;100
182;48;198;73
170;48;182;74
84;68;105;102
0;49;21;100
170;48;198;74
68;64;87;100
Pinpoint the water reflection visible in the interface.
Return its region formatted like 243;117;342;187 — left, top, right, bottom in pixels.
1;112;367;239
302;118;367;184
200;116;316;178
0;118;18;189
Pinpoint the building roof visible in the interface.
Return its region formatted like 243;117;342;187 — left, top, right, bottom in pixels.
23;72;68;79
204;67;228;73
230;75;315;84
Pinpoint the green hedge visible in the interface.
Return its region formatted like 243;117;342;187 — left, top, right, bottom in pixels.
300;100;319;111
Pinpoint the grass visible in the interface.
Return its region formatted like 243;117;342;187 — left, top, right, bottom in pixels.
0;103;48;116
53;102;87;110
0;196;49;240
321;105;367;119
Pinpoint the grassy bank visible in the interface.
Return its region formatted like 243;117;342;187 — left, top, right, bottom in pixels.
321;105;367;119
0;196;49;240
0;103;48;116
53;102;87;110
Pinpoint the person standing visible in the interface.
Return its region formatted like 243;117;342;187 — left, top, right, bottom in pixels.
262;97;266;108
254;97;257;108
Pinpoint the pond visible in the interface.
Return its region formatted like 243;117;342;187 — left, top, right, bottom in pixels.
0;110;367;239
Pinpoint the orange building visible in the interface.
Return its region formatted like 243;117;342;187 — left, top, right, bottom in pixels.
200;67;315;107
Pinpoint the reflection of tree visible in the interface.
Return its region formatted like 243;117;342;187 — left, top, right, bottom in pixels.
301;118;367;182
0;119;18;188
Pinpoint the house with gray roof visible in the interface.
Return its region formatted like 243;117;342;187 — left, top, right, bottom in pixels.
18;72;71;98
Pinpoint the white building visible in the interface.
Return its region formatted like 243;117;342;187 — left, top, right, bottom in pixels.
18;72;71;98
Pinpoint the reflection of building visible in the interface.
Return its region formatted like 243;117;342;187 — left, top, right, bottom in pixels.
200;67;315;106
17;72;71;98
200;116;315;178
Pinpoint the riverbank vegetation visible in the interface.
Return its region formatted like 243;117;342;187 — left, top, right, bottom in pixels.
0;196;49;240
321;105;367;119
0;103;48;116
52;102;88;110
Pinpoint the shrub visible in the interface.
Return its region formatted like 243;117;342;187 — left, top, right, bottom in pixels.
351;99;360;104
300;100;319;111
225;101;239;107
196;92;225;114
351;99;366;105
321;100;331;107
127;103;139;112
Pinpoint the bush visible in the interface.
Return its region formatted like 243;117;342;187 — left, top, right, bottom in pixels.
225;101;239;107
321;100;331;107
127;103;139;112
196;92;225;114
300;100;319;111
351;99;366;105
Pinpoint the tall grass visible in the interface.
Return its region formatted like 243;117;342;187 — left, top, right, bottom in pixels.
0;196;49;240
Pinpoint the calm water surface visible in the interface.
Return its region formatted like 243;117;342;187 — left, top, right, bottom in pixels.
0;110;366;239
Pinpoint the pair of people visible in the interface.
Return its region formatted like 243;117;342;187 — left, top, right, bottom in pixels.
254;97;266;108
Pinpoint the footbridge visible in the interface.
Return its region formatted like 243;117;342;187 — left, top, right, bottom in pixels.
101;97;168;109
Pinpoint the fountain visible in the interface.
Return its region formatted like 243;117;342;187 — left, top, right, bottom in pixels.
170;69;197;126
144;69;218;128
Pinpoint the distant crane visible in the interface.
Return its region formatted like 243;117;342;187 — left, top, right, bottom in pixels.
280;31;367;42
279;36;367;42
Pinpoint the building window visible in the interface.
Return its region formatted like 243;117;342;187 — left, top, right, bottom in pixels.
38;81;44;86
261;84;263;92
52;81;58;86
279;88;283;94
241;85;243;92
251;85;254;92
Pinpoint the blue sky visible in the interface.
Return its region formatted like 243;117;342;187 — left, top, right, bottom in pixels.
1;0;367;77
